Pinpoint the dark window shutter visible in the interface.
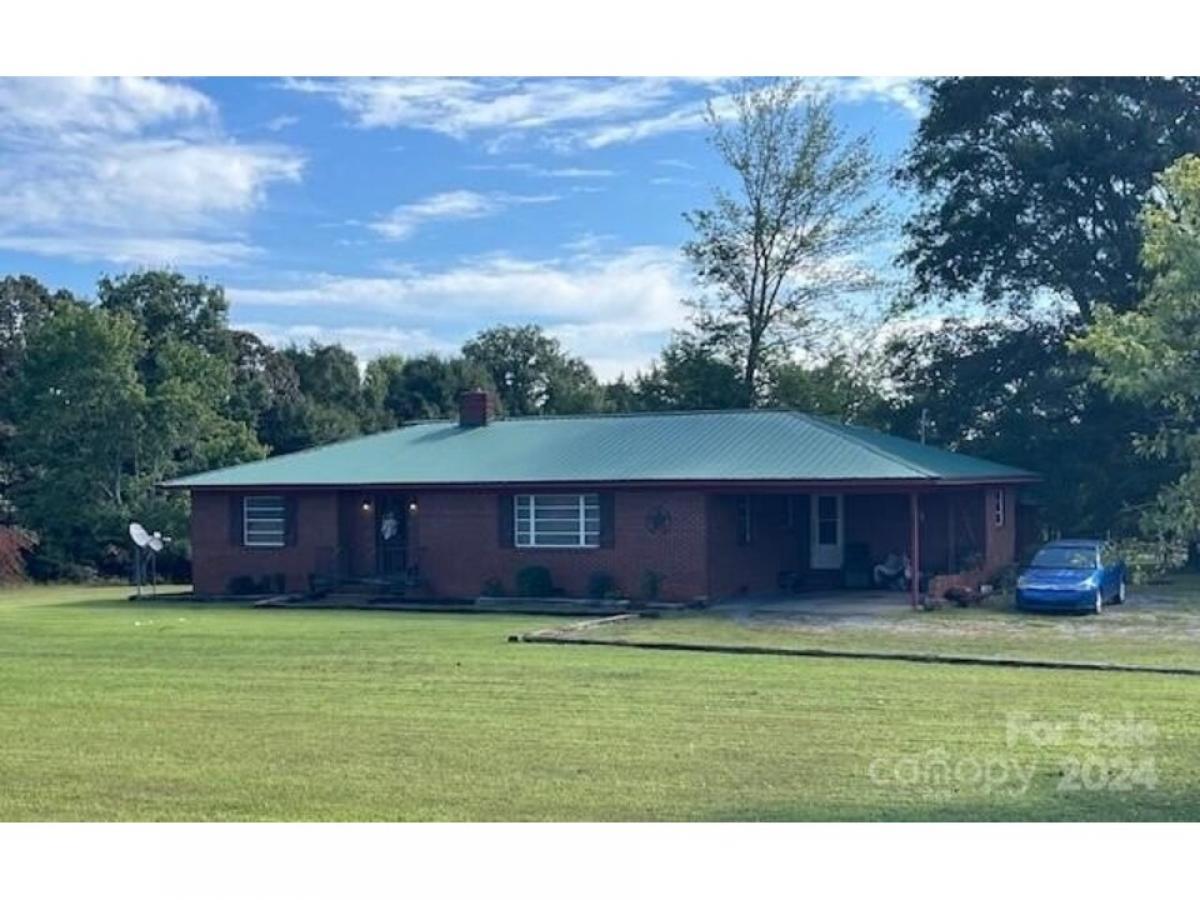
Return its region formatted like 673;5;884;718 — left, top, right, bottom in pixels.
284;495;298;546
599;492;615;548
498;494;515;547
229;493;243;545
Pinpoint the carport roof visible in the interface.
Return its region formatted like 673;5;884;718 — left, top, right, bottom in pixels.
163;409;1037;489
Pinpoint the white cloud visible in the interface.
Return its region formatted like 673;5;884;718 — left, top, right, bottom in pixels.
285;77;675;138
467;162;615;178
0;234;260;267
287;76;925;157
574;78;926;150
264;114;299;132
369;190;558;241
0;139;301;232
0;77;302;266
228;244;692;379
0;76;214;140
833;77;927;117
236;321;459;363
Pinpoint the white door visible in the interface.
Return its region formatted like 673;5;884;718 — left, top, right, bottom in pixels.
810;494;844;570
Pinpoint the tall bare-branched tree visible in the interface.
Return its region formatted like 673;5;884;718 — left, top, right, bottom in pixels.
683;79;885;404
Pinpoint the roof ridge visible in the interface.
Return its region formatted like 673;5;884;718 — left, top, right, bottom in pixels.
477;408;784;423
791;412;939;479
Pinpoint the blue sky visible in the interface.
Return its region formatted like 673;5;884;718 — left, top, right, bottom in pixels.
0;77;923;377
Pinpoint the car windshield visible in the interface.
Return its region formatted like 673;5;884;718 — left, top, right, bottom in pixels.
1030;547;1097;569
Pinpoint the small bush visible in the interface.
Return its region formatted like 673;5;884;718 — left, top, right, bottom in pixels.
227;575;260;595
991;564;1019;592
1110;537;1184;585
640;569;664;603
226;574;286;595
481;577;507;597
0;526;37;583
515;565;554;598
586;570;617;600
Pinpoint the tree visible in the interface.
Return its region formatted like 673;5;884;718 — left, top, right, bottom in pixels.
462;325;601;416
363;353;495;426
628;336;744;411
97;271;234;384
885;317;1172;538
684;79;885;404
258;342;365;453
1076;155;1200;553
0;276;76;522
227;330;303;437
897;77;1200;323
769;354;889;425
9;304;147;578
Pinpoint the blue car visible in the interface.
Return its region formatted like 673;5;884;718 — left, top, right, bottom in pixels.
1015;539;1127;614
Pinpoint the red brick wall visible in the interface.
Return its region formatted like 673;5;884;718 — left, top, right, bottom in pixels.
190;490;341;594
188;484;1021;598
983;485;1017;576
411;489;710;601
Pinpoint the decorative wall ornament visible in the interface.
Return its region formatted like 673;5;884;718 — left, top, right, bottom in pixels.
645;505;672;535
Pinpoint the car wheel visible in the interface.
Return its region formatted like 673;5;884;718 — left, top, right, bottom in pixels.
1117;580;1126;604
1094;589;1104;615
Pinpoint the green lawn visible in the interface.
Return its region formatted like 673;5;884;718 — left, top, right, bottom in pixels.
2;584;1199;821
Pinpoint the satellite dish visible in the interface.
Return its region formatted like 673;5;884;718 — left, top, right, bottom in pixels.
129;523;171;599
129;522;151;548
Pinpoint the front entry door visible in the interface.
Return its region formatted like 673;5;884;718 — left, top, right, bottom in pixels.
810;494;844;570
375;494;408;577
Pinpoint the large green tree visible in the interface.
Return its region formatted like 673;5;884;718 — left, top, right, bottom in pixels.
462;325;601;416
258;343;365;453
897;77;1200;322
1076;155;1200;552
363;353;495;426
684;79;885;403
884;317;1172;537
618;336;744;412
769;354;889;426
9;304;147;578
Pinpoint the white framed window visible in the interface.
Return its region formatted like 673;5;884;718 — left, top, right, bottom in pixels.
992;489;1005;528
515;494;600;548
244;495;287;548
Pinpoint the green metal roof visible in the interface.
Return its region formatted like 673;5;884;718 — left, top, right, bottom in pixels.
163;410;1036;489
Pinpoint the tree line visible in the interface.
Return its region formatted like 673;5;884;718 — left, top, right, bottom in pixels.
4;76;1200;581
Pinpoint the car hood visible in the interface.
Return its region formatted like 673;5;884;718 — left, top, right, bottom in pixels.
1022;568;1096;587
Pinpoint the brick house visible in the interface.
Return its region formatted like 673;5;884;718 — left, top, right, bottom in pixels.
164;392;1035;604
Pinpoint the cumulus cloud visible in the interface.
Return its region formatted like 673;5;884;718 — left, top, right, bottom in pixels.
0;77;302;266
369;190;559;241
228;244;692;379
0;76;215;139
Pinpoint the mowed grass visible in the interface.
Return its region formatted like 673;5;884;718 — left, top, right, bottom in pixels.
2;585;1200;821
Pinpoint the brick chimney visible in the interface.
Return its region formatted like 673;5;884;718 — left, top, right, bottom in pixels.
458;388;492;427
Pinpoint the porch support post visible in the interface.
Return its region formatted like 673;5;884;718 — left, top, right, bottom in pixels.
909;490;920;610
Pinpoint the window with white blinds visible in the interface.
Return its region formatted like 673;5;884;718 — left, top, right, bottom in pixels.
243;495;286;547
514;494;600;548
